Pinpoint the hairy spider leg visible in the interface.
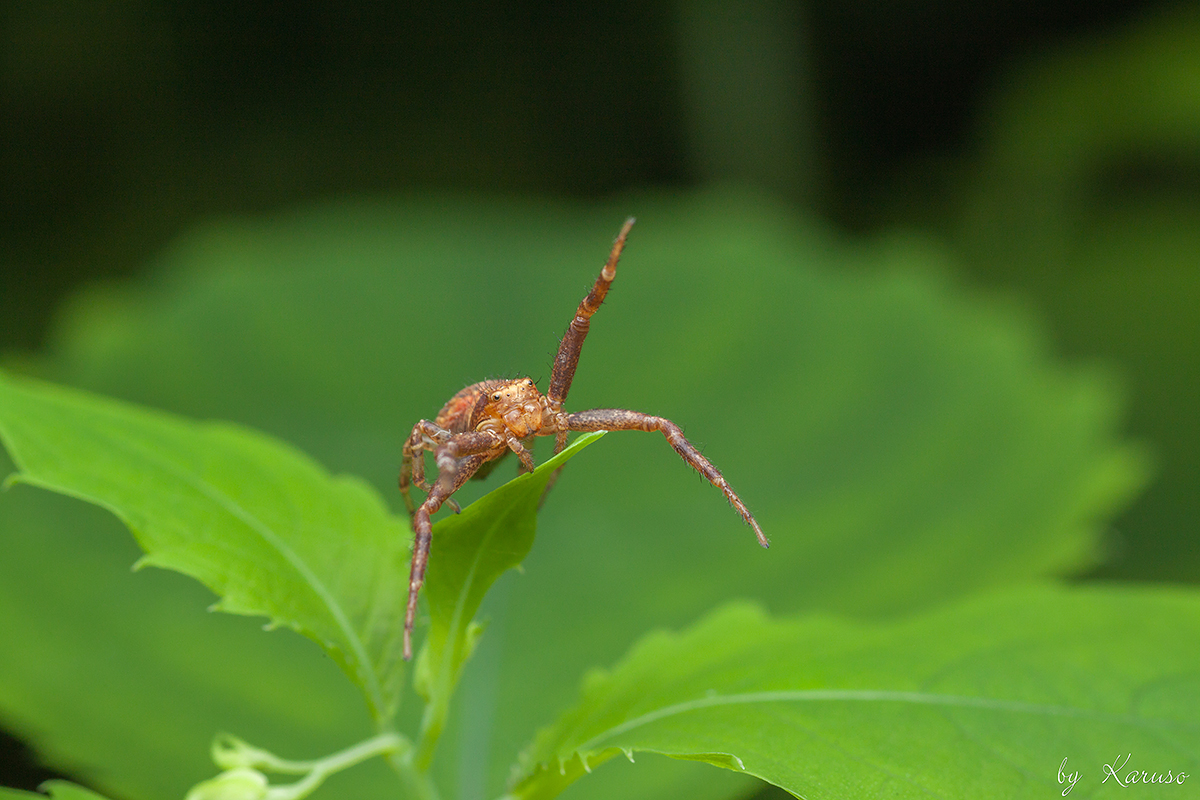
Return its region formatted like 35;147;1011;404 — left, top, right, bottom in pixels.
538;217;635;507
405;451;490;660
566;408;769;548
404;422;536;658
400;420;452;516
431;430;535;495
547;217;635;425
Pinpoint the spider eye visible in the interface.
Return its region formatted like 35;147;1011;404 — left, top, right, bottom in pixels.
492;393;501;402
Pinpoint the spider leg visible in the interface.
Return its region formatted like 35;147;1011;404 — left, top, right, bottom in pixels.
432;430;508;493
566;408;768;548
405;452;488;660
537;458;568;510
546;217;635;409
539;219;634;508
400;420;451;517
400;431;421;517
507;437;536;473
534;430;574;508
537;470;562;510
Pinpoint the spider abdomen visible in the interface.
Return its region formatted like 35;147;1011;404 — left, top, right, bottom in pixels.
434;380;503;433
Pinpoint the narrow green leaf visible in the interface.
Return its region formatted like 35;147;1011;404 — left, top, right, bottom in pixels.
0;371;410;725
413;432;605;765
509;585;1200;799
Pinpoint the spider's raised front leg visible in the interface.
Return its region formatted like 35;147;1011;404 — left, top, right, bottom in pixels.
566;408;769;549
539;218;634;507
546;217;635;447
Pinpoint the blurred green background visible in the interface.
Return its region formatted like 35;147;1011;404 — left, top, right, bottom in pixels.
1;1;1197;797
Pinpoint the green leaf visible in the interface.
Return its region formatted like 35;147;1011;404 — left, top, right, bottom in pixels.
35;785;113;800
413;432;605;767
2;191;1149;799
0;369;604;795
0;370;411;726
947;8;1200;585
0;481;378;800
0;783;113;800
509;585;1200;799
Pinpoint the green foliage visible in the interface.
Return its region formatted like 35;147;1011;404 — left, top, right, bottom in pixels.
0;371;412;727
0;481;378;800
0;371;600;798
510;588;1200;799
0;783;113;800
944;7;1200;583
0;193;1161;799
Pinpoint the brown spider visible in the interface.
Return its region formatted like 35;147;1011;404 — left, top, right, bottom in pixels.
398;218;767;659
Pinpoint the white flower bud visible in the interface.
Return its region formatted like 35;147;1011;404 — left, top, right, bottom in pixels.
184;768;269;800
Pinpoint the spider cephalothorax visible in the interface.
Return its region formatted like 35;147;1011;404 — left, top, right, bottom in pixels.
399;219;767;659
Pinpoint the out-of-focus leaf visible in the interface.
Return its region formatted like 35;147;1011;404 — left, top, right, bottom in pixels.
4;191;1148;799
947;8;1200;585
33;784;112;800
510;585;1200;800
0;371;410;726
0;782;114;800
955;6;1200;292
1049;213;1200;583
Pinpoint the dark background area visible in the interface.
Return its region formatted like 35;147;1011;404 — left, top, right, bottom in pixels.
2;0;1173;347
2;0;1196;794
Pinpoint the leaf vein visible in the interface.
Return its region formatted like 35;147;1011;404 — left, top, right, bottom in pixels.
577;688;1195;753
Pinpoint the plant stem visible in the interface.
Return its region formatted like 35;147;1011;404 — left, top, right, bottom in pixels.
265;733;407;800
415;692;449;771
388;740;442;800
